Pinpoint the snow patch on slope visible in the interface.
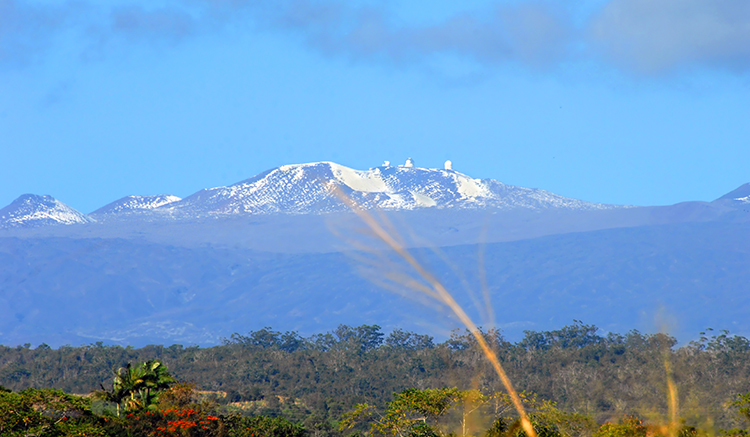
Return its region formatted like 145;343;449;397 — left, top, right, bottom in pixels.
455;173;490;199
714;183;750;204
412;191;437;207
330;163;387;193
91;194;181;216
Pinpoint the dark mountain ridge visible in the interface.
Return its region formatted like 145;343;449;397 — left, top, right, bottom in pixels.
1;219;748;348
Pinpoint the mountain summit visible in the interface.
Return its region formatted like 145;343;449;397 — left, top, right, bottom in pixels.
1;161;627;226
91;194;182;218
715;183;750;204
163;161;620;217
0;194;92;228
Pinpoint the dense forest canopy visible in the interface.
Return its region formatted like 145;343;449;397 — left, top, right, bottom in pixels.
2;323;750;433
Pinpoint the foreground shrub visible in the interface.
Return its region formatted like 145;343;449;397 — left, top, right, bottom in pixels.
225;415;307;437
594;416;647;437
108;408;225;437
0;387;106;437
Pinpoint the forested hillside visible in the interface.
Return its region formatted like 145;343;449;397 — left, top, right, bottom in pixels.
2;323;749;431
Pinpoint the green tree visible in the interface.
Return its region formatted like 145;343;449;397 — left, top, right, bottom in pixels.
594;416;647;437
92;359;174;416
0;388;105;437
135;359;176;410
341;388;462;437
227;415;306;437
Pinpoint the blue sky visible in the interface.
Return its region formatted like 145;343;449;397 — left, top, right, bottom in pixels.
1;0;749;213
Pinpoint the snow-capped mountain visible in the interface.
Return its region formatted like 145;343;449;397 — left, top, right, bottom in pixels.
0;194;93;228
91;194;181;217
163;161;622;217
0;161;627;228
7;162;749;228
2;164;750;347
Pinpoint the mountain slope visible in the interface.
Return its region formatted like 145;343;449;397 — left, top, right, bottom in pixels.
0;195;92;229
1;220;749;347
164;161;623;217
0;174;749;347
1;188;746;254
715;183;750;204
90;194;181;218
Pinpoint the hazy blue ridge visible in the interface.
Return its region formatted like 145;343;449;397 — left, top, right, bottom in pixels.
1;220;748;348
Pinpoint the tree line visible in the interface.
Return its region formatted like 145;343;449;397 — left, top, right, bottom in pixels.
3;360;750;437
2;323;750;432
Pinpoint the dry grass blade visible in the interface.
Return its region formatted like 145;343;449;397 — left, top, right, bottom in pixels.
328;183;537;437
665;357;679;437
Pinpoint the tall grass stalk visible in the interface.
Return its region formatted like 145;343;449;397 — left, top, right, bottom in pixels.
665;356;679;437
330;185;538;437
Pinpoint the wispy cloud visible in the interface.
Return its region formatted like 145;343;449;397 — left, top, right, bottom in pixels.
0;0;204;66
110;5;197;43
2;0;750;76
243;0;573;69
0;0;85;66
589;0;750;74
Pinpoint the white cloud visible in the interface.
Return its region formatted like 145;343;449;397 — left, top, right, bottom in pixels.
2;0;750;76
589;0;750;74
244;0;573;68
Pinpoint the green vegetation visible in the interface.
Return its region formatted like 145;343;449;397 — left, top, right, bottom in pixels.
2;323;750;436
91;360;175;416
0;386;106;436
0;366;307;436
